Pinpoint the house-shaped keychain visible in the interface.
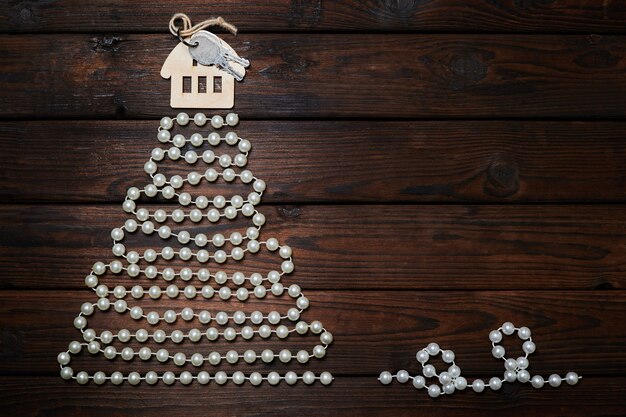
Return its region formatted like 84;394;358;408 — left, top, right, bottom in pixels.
161;29;247;109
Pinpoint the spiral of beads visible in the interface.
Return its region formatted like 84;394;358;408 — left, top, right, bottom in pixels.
57;112;334;386
378;322;579;398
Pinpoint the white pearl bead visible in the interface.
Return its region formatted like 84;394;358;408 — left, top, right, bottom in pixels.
492;345;505;358
489;377;502;390
211;115;224;128
208;351;220;364
218;286;231;300
197;371;210;385
93;371;106;385
76;371;89;385
320;372;334;385
84;331;97;343
439;372;452;384
250;372;263;386
502;322;515;335
313;344;326;359
297;350;309;364
517;370;530;383
504;370;517;382
176;112;189;125
489;330;502;343
423;365;436;378
225;112;239;126
531;375;545;388
505;358;517;371
416;350;429;364
565;372;579;385
443;382;456;395
81;302;95;315
517;356;529;370
426;342;440;355
396;370;409;384
208;132;221;145
113;299;127;313
117;329;130;342
310;321;323;334
472;379;485;392
68;341;82;354
523;340;536;354
413;375;425;389
428;384;441;398
121;347;134;361
549;374;562;387
303;371;316;385
253;179;266;192
214;371;228;385
238;139;251;152
160;116;173;129
226;350;239;364
216;311;229;324
146;371;159;385
111;371;124;385
259;325;272;338
225;131;238;144
173;352;186;366
73;316;87;329
57;352;71;365
172;135;186;148
219;154;232;167
162;371;175;385
267;372;281;385
193;112;207;126
296;296;309;309
442;349;455;363
103;346;116;359
518;326;531;340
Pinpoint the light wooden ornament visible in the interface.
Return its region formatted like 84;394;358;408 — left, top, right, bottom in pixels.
161;41;246;109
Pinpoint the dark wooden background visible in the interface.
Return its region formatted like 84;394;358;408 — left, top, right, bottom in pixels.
2;1;626;416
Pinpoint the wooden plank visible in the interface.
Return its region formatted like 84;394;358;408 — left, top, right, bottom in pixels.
3;34;626;118
1;376;623;417
1;204;625;291
1;290;623;376
3;121;626;203
2;1;626;34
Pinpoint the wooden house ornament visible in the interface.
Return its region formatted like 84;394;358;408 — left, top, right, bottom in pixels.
161;30;247;109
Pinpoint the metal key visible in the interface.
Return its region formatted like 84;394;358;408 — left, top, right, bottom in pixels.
188;31;249;81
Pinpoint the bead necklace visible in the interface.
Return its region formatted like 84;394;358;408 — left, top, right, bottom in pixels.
57;113;334;386
378;322;579;397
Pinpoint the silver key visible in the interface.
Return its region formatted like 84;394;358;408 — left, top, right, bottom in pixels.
188;31;249;81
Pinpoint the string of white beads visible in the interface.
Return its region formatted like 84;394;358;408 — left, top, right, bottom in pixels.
58;113;334;385
378;322;579;397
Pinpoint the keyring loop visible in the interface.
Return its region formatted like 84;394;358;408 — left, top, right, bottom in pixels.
177;28;199;48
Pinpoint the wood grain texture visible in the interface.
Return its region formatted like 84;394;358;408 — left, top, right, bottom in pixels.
3;34;626;118
1;376;623;417
3;121;626;204
2;0;626;34
1;290;623;376
1;205;625;291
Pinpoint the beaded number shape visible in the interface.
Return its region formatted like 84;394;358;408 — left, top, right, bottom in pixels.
57;112;334;386
379;322;580;398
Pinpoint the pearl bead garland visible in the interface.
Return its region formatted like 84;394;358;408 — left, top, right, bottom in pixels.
58;113;334;386
378;322;579;398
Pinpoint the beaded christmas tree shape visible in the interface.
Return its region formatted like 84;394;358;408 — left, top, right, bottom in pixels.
57;113;333;385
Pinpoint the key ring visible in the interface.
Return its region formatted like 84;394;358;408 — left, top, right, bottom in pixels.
176;28;199;48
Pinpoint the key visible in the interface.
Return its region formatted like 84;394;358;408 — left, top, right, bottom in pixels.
188;31;249;81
